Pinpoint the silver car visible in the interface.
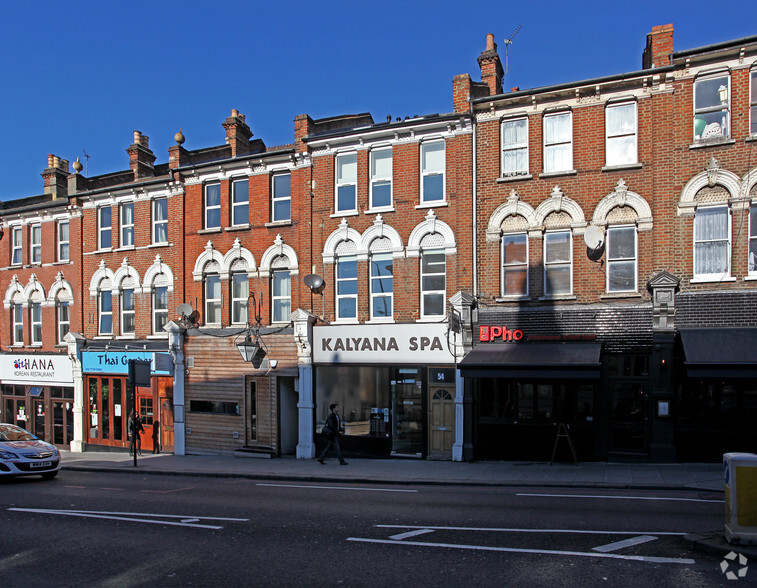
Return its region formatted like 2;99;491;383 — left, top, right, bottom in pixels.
0;423;61;480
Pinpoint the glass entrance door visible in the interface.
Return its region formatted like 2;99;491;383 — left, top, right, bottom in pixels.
609;382;649;454
391;368;424;456
53;401;74;446
33;399;46;441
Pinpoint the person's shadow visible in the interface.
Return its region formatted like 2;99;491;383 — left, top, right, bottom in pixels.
152;420;161;454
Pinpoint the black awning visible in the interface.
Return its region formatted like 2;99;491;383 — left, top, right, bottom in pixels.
681;328;757;378
459;342;601;379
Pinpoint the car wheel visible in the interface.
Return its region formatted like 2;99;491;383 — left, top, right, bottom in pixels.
41;471;59;480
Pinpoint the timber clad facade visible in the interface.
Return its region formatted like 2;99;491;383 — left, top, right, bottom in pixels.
1;25;756;462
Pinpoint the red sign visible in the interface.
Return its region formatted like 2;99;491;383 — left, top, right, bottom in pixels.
479;325;524;342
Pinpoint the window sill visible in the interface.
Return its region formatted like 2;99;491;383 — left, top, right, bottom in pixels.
93;336;114;340
690;276;737;284
148;242;170;249
494;296;531;302
146;334;168;339
416;316;446;323
365;206;395;214
602;163;643;172
367;318;396;325
497;174;532;183
744;275;757;281
29;343;43;348
9;344;24;349
539;169;577;179
96;248;113;254
746;135;757;144
599;292;642;300
114;245;136;253
53;260;71;265
116;335;137;340
265;220;292;228
415;201;448;210
330;211;359;219
538;294;577;301
226;224;250;232
198;228;222;235
689;138;735;149
332;319;359;325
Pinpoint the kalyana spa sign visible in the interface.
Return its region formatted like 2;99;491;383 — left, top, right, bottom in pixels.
313;323;456;364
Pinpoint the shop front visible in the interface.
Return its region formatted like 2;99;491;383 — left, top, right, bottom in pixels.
81;349;174;452
0;353;74;447
312;322;459;459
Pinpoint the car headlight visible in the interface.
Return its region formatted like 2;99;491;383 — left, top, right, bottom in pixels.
0;450;19;460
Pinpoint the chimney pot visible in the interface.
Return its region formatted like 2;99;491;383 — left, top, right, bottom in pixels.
486;33;495;51
48;154;55;168
133;130;142;144
231;108;239;117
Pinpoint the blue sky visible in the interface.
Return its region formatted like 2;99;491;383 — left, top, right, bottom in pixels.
1;1;754;201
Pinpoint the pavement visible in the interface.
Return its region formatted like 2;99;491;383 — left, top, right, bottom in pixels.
58;450;757;558
60;449;725;491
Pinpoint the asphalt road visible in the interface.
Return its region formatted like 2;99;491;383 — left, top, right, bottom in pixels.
0;470;737;587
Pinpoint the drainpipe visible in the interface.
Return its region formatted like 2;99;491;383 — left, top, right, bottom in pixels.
471;100;478;299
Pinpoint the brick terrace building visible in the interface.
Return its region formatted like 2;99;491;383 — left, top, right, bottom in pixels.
459;27;757;462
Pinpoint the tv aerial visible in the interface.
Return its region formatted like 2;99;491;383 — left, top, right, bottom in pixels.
503;24;522;78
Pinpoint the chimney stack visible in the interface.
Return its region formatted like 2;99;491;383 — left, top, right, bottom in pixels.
127;130;156;180
222;109;253;157
642;24;674;69
477;33;504;97
294;114;314;155
41;154;70;198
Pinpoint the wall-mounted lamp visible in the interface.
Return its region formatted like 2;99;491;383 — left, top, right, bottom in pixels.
269;359;278;369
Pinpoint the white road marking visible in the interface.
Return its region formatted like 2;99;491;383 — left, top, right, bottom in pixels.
517;492;723;503
593;535;658;553
347;537;695;564
8;508;248;530
141;487;195;494
389;529;435;540
256;483;417;493
376;525;684;536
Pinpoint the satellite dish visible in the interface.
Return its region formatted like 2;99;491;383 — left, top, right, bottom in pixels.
177;303;193;318
304;274;325;294
584;226;604;250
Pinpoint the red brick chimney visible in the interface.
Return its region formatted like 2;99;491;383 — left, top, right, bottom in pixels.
168;128;190;170
642;24;674;69
453;74;473;113
41;154;70;198
294;114;314;155
127;131;156;179
222;109;253;157
477;33;504;96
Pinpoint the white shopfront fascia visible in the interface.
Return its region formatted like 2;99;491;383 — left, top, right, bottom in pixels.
313;323;456;364
0;354;74;385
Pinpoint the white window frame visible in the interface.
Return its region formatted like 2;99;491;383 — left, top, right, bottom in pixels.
30;224;41;264
120;202;134;247
57;220;70;262
501;233;528;297
57;299;70;344
749;207;757;275
336;255;358;321
98;206;112;250
271;269;291;323
694;73;730;141
11;226;22;265
30;302;42;345
420;249;446;318
231;178;249;227
606;225;638;293
335;152;357;214
152;286;168;334
152;197;168;244
543;111;573;174
370;252;393;320
693;204;731;280
205;274;221;325
420;140;445;204
231;273;249;325
751;69;757;136
120;288;135;335
501;117;529;177
369;148;393;209
605;102;638;167
543;230;573;296
12;303;23;345
272;172;291;222
205;182;221;229
98;289;113;335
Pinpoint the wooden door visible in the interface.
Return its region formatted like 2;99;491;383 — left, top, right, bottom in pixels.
428;386;455;459
158;376;174;453
136;388;154;453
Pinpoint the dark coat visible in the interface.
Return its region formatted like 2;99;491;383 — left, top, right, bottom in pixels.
325;412;342;437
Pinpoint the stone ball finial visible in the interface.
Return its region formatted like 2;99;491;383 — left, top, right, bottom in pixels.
73;157;83;173
174;128;185;145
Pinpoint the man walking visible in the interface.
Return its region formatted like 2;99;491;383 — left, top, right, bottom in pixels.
317;403;348;465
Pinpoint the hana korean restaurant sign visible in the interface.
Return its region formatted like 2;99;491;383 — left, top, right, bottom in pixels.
0;354;73;385
82;351;173;375
314;323;455;364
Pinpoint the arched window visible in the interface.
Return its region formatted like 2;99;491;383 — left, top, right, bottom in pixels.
370;237;393;320
152;273;169;334
98;278;113;335
420;233;446;318
336;240;358;321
